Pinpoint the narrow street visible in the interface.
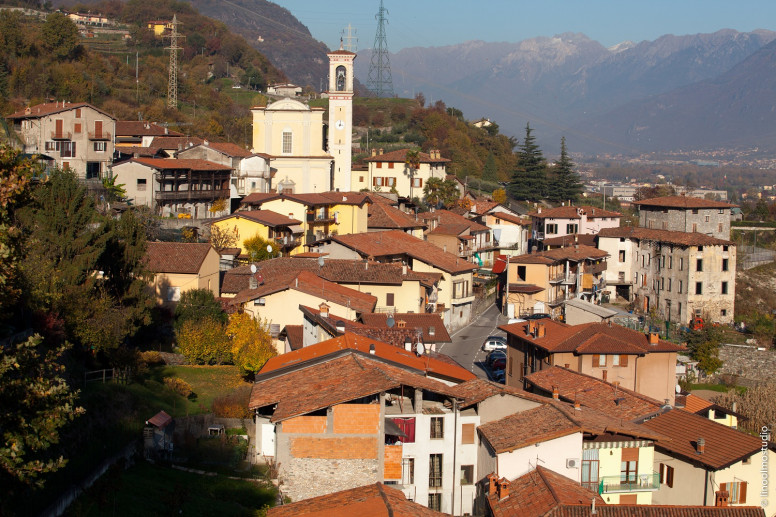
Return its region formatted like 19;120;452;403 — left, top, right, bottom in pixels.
437;304;508;380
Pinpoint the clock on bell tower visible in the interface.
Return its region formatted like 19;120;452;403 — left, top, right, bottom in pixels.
327;43;356;192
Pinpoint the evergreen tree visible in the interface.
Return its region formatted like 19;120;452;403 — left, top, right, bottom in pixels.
482;152;498;182
508;123;547;202
548;137;583;203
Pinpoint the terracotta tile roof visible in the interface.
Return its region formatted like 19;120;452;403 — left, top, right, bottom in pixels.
507;284;545;294
682;393;713;413
327;49;357;57
260;331;475;384
453;378;547;408
330;230;478;274
221;258;433;294
146;410;173;428
203;141;253;158
553;506;765;517
471;200;500;215
542;234;597;248
528;205;622;219
229;270;377;313
250;346;462;420
131;157;232;171
281;325;304;351
368;202;427;230
428;222;470;236
115;146;168;158
550;400;666;441
420;209;490;233
241;191;370;207
499;320;685;355
491;211;531;226
6;101;112;119
487;466;604;517
524;366;663;421
597;226;734;246
641;409;766;470
479;404;582;453
116;121;182;137
366;148;450;163
211;210;301;227
633;195;734;209
267;482;447;517
148;136;204;150
367;193;398;205
145;242;215;274
359;313;452;342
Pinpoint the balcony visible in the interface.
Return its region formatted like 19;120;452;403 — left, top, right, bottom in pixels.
274;235;300;249
156;189;230;201
88;131;112;141
51;131;72;140
599;473;660;494
584;261;608;275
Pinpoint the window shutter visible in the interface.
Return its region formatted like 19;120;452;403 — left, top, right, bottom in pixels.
659;463;664;484
720;482;727;494
667;466;674;488
74;123;82;133
461;423;475;444
373;177;377;186
621;447;639;462
386;293;395;306
620;355;628;367
593;355;600;367
739;482;747;503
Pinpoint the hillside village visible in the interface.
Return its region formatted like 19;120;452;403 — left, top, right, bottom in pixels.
2;7;776;517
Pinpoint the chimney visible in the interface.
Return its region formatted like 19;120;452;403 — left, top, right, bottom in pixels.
715;490;730;507
443;245;447;253
574;400;581;411
336;321;346;333
371;148;377;157
429;326;435;336
487;474;499;496
249;275;258;289
319;302;329;318
552;386;559;400
537;323;546;338
369;344;376;355
648;332;659;345
697;437;705;454
404;339;412;351
379;148;384;155
402;264;407;275
591;497;597;515
528;320;537;336
732;402;737;412
564;363;570;368
537;206;542;214
498;478;510;500
397;320;406;328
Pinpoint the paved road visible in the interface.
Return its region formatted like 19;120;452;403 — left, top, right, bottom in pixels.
437;304;508;379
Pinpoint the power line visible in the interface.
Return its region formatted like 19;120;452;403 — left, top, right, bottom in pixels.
367;0;394;97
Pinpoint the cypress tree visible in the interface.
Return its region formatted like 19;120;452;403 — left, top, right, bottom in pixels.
508;123;547;202
549;137;583;203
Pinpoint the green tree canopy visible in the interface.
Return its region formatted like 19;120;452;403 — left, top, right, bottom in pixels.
423;177;460;208
682;325;723;375
547;137;583;203
508;123;547;202
174;288;227;330
42;12;80;61
244;233;280;262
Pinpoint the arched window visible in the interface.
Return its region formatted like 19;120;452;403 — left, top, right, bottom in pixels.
336;65;346;91
282;130;292;154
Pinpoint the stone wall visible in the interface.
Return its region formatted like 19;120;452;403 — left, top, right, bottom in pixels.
281;457;379;502
712;344;776;387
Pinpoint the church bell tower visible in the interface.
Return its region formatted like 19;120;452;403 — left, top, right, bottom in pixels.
327;44;356;192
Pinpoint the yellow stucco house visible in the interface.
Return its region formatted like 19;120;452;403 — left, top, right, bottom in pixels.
144;242;220;309
208;210;303;257
359;148;449;199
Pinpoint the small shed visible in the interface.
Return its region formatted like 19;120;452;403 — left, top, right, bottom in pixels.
144;410;175;457
563;298;618;326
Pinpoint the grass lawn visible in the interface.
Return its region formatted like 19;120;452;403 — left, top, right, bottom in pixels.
66;461;276;517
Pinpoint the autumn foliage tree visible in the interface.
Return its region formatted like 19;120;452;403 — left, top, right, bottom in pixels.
226;313;276;375
175;317;231;365
208;224;239;252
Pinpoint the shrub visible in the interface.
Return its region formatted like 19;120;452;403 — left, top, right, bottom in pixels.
140;350;163;366
164;376;194;398
212;385;252;418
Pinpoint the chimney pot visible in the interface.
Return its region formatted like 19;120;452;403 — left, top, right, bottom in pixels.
648;331;659;345
487;474;499;496
369;344;376;355
574;400;581;410
498;479;510;500
697;437;705;454
537;323;546;338
715;490;730;507
552;386;559;400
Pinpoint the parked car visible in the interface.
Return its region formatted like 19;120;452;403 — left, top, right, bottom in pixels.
524;313;550;320
482;337;507;352
492;369;506;384
486;349;506;366
491;358;506;371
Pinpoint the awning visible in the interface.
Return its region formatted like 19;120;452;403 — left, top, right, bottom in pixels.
492;254;508;274
289;224;303;234
384;418;408;438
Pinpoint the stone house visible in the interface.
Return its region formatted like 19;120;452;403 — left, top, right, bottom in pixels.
360;148;449;199
499;319;684;404
633;195;735;240
597;227;736;325
7;101;115;180
144;242;220;309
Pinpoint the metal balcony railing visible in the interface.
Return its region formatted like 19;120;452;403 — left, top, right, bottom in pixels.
88;131;112;140
51;131;72;140
599;472;660;494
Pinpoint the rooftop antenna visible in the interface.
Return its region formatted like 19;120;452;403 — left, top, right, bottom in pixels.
367;0;394;97
165;15;184;109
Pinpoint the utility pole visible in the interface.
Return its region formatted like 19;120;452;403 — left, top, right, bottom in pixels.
165;15;184;109
367;0;394;97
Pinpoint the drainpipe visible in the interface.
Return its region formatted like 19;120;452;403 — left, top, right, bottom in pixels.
451;398;459;514
703;469;709;506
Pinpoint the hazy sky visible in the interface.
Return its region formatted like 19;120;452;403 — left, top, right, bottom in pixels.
271;0;776;51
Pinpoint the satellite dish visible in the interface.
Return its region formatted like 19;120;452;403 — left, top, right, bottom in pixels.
675;384;681;394
266;244;273;253
250;264;257;274
386;316;395;328
415;342;426;355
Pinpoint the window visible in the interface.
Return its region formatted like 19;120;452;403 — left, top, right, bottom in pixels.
696;282;703;295
721;282;728;295
581;450;600;492
412;177;422;188
393;418;415;443
376;161;382;168
679;258;684;271
453;281;470;299
385;177;396;187
721;309;727;317
720;482;747;504
429;454;443;487
679;280;683;294
722;258;729;272
648;220;654;229
45;141;57;151
460;465;474;485
508;356;513;376
94;141;106;152
430;417;444;439
668;256;673;269
402;457;414;485
85;162;100;180
359;176;364;183
517;265;527;281
718;223;724;233
659;464;674;487
662;221;668;229
462;423;475;444
619;250;625;263
167;287;181;302
621;460;638;484
428;493;442;511
612;354;620;366
697;259;703;272
373;177;384;186
137;178;147;191
692;209;699;215
667;278;672;292
282;131;292;154
386;293;395;306
75;108;82;118
60;141;76;158
388;162;394;169
723;245;729;252
566;223;578;234
593;354;606;367
545;223;557;235
705;215;710;222
692;223;698;232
